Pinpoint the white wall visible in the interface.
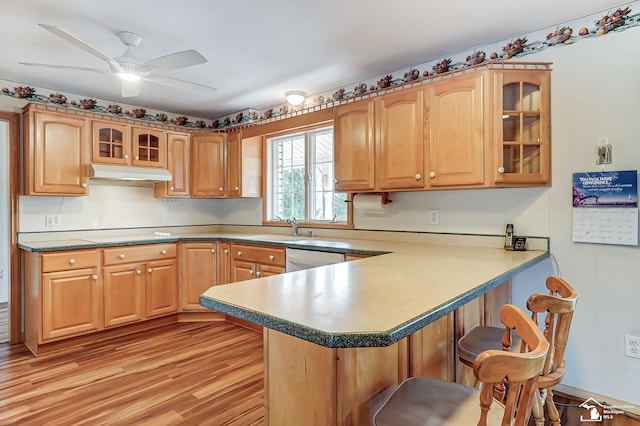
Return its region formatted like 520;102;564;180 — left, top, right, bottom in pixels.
18;183;226;233
0;121;8;303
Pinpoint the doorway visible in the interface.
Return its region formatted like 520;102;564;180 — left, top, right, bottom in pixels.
0;112;21;345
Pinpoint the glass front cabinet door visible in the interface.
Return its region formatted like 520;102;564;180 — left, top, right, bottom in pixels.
131;127;166;168
493;67;550;185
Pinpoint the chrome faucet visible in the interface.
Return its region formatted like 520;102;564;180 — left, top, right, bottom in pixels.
286;216;299;236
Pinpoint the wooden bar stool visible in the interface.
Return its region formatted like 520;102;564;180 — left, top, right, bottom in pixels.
457;276;578;426
373;304;549;426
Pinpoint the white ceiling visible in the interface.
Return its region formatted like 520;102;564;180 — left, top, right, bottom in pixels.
0;0;629;120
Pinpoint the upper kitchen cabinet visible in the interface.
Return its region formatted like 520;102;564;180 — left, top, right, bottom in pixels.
333;87;425;192
333;99;376;192
492;66;551;186
226;131;262;198
425;73;486;188
376;87;426;190
155;132;190;198
131;126;166;168
23;106;90;196
191;133;226;197
91;122;166;168
91;120;130;165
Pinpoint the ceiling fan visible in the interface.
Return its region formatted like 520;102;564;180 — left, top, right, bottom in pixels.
20;24;217;97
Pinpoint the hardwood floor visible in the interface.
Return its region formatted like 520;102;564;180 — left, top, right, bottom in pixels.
0;321;264;425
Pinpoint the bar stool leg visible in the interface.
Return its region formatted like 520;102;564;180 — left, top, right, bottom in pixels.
531;389;546;426
546;388;561;426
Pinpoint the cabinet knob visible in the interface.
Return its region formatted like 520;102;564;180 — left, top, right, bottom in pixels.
234;186;239;191
498;167;505;174
429;171;436;179
119;254;125;259
136;270;142;275
249;270;254;275
68;258;76;265
237;251;242;256
333;179;338;184
269;255;275;261
170;186;174;191
211;249;216;254
92;275;98;281
415;173;422;180
161;249;167;255
148;268;153;273
81;182;87;188
256;271;262;277
135;156;140;160
224;249;229;254
124;154;129;159
219;187;224;191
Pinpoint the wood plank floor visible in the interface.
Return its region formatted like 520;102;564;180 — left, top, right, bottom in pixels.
0;321;264;425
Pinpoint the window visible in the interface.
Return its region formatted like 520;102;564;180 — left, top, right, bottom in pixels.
266;126;348;225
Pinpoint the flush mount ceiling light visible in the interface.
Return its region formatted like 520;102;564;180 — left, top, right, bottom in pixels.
285;91;306;106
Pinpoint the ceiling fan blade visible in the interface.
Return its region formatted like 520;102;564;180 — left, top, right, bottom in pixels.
38;24;123;72
121;80;141;97
145;75;217;94
20;62;108;74
142;49;207;71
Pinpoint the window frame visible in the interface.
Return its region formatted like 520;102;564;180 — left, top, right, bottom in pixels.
262;123;353;229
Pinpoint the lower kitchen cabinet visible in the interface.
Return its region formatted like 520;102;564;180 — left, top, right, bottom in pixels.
230;243;286;282
103;244;178;326
180;242;220;311
24;249;102;354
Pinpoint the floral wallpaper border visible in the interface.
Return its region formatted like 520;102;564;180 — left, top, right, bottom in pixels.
2;4;638;130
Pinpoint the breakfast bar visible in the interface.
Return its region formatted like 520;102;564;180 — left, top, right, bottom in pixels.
200;243;548;425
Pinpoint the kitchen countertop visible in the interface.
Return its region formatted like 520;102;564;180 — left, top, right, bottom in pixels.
18;230;548;348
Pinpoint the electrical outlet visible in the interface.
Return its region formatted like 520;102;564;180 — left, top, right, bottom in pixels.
45;214;61;227
428;209;440;225
625;334;640;359
156;212;164;223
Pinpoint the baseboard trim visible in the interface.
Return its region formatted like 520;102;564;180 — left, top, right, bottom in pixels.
554;384;640;419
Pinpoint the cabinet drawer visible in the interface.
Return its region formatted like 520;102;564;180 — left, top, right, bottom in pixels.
103;244;177;265
231;244;285;267
41;250;99;272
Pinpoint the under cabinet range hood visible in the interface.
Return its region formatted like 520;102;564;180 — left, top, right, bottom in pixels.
88;164;172;182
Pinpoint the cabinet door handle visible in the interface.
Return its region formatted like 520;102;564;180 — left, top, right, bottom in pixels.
92;275;98;280
429;171;436;178
237;251;242;256
269;255;275;261
161;249;167;255
498;166;505;174
119;254;126;259
256;271;262;277
415;173;422;180
148;268;153;273
136;270;142;275
68;258;76;265
211;249;216;254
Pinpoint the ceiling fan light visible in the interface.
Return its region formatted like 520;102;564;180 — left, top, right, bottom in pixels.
118;72;141;82
285;91;306;106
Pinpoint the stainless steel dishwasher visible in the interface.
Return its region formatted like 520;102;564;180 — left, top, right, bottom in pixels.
285;248;344;272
